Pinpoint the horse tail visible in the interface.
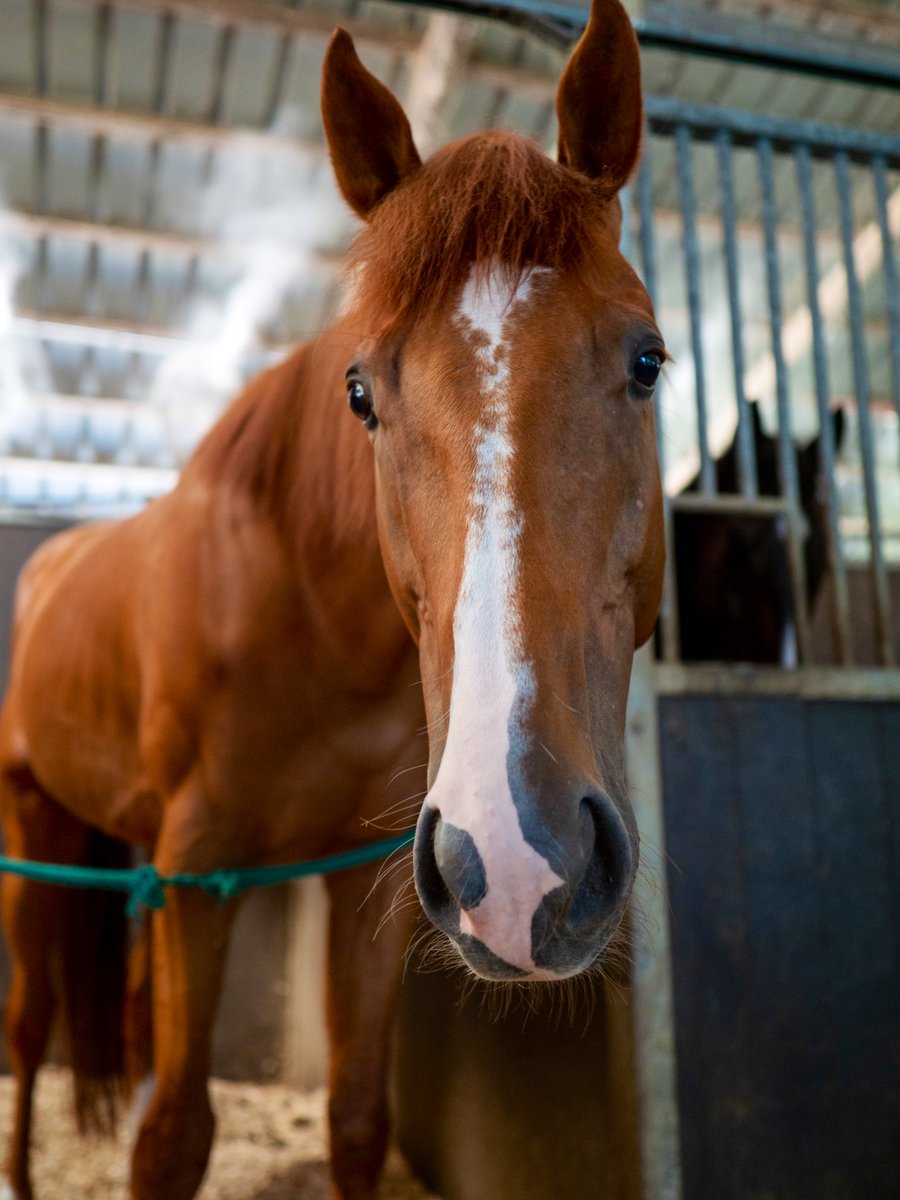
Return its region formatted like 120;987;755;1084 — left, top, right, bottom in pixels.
59;827;131;1135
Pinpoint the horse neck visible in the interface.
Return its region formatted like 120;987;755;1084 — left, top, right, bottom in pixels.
283;328;381;564
184;327;386;601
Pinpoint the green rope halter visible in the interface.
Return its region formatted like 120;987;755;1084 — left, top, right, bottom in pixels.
0;831;415;919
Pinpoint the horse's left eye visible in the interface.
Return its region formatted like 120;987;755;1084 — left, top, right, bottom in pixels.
632;352;663;392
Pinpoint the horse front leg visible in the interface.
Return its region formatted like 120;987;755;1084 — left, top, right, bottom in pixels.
325;854;419;1200
129;817;239;1200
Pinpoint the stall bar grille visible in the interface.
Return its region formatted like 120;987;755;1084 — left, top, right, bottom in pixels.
636;97;900;669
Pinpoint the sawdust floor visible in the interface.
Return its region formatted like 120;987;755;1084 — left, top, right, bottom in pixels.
0;1068;440;1199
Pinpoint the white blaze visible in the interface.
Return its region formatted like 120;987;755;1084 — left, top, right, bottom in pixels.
426;263;562;974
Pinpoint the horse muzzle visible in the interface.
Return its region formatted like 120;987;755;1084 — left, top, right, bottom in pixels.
413;787;637;982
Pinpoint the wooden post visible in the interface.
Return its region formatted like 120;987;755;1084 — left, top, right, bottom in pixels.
626;644;683;1200
282;877;329;1089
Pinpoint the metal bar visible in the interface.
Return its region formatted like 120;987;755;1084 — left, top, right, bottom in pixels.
670;493;789;517
636;153;659;308
206;23;236;127
75;1;116;448
0;91;319;157
383;0;900;74
262;30;295;130
32;0;48;96
121;7;178;407
715;129;757;498
757;135;813;666
63;0;423;50
646;97;900;167
835;149;895;667
626;645;683;1200
31;0;50;312
675;122;714;496
190;22;238;242
735;0;900;38
185;21;241;334
635;18;900;91
795;142;853;666
636;149;680;664
653;662;900;702
872;157;900;431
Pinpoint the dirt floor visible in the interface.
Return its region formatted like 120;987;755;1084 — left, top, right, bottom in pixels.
0;1068;440;1199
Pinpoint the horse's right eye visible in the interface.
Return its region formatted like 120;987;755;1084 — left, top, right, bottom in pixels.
347;380;377;429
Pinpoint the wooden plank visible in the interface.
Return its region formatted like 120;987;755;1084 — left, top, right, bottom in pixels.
728;696;826;1194
659;693;900;1199
658;694;753;1197
804;700;900;1195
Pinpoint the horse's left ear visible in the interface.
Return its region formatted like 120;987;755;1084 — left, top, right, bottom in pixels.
321;29;421;220
556;0;643;193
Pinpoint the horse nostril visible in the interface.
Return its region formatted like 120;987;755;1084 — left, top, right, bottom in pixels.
569;792;635;928
413;805;488;927
530;791;636;975
434;822;487;911
413;805;452;916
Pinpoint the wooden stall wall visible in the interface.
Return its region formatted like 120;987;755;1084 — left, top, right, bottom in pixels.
659;692;900;1200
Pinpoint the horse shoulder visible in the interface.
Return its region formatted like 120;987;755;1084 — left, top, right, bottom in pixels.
3;516;158;830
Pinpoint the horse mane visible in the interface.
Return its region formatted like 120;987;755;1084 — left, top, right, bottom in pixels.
343;130;618;336
182;339;376;544
183;346;308;509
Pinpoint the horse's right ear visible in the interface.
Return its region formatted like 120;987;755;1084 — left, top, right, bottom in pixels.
322;29;421;220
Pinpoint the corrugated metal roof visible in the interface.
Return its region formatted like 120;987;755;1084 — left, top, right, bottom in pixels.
0;0;896;521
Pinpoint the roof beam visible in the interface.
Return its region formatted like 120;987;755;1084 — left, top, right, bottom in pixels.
64;0;423;51
9;308;293;360
0;210;341;270
0;90;319;156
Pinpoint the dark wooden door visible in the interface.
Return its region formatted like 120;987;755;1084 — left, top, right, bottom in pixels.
659;693;900;1200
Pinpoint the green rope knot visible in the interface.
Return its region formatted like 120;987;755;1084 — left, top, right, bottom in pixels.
193;871;246;903
126;864;167;918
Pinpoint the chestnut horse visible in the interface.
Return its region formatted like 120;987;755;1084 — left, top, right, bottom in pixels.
0;1;665;1197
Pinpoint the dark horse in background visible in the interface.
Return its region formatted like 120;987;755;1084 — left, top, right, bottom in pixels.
0;2;665;1198
674;402;845;664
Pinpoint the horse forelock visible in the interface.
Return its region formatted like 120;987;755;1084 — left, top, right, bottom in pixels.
341;130;618;337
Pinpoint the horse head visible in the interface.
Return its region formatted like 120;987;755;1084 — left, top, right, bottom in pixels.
321;0;665;981
675;402;845;665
